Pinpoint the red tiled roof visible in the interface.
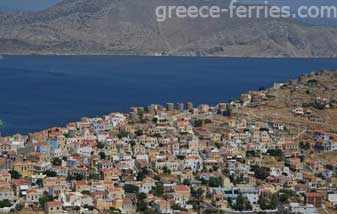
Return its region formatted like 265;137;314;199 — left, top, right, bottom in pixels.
27;189;38;194
174;185;190;192
0;186;12;192
305;192;321;197
47;201;62;207
12;179;29;185
75;180;88;185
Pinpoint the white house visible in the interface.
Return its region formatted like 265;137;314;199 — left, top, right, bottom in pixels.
0;186;14;201
138;177;156;194
288;203;317;214
328;193;337;206
184;156;203;172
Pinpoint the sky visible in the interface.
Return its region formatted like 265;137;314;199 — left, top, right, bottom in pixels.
1;0;337;11
0;0;61;11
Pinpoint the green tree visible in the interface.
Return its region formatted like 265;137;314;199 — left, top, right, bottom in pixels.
96;142;105;149
15;203;24;211
299;142;310;150
229;194;252;211
36;178;43;187
135;130;144;136
191;188;204;200
208;177;221;187
81;190;91;195
9;170;21;179
99;151;106;160
137;169;149;181
123;184;139;194
152;182;164;197
39;194;54;209
279;189;296;203
44;170;57;177
130;140;136;148
251;165;270;180
136;192;148;212
267;149;283;157
0;200;11;208
183;179;191;186
193;119;203;127
162;166;171;175
109;207;122;214
66;174;84;181
259;194;278;210
52;157;62;166
117;131;129;138
171;203;188;211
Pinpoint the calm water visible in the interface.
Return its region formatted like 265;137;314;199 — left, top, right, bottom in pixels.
1;56;337;135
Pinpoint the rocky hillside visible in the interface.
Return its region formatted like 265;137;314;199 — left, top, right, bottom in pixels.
237;71;337;138
1;0;337;57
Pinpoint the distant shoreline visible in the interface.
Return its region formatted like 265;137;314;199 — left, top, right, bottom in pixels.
1;53;337;59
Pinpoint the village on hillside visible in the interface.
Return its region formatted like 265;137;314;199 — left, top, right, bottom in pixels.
0;71;337;214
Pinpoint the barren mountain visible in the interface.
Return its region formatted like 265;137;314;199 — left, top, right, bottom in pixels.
1;0;337;57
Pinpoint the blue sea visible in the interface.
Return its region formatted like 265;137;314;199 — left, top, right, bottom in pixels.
1;56;337;136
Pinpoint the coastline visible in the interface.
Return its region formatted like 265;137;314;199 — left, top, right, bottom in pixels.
1;70;336;139
0;71;311;138
2;53;337;59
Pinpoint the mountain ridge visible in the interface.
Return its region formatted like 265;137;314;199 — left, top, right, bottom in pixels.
1;0;337;57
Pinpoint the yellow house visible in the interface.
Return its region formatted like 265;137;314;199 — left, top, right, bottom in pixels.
107;187;125;199
0;143;12;152
45;201;63;214
95;198;123;211
13;161;34;177
95;198;113;210
212;133;222;143
173;185;191;206
113;199;123;210
102;168;119;182
43;176;66;189
57;135;66;150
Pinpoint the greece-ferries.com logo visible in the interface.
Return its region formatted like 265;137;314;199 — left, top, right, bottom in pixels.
155;0;337;22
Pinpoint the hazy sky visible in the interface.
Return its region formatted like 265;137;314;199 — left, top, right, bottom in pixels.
0;0;61;11
1;0;337;11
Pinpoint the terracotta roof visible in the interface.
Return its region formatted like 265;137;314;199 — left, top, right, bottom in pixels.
47;201;62;207
0;186;12;192
174;185;190;192
27;189;38;194
75;180;88;185
108;187;123;193
305;192;322;197
0;170;10;176
12;179;29;185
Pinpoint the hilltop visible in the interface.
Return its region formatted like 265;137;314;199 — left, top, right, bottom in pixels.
234;71;337;145
1;0;337;57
